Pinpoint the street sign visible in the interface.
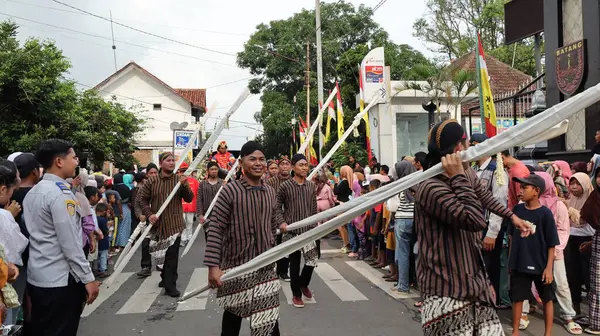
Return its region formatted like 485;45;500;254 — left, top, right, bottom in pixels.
173;130;199;149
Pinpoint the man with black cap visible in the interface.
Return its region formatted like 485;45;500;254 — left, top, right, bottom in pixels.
205;141;281;336
135;163;158;278
414;120;531;335
470;133;510;308
508;173;559;336
267;155;292;281
196;161;223;241
276;153;318;308
137;152;193;297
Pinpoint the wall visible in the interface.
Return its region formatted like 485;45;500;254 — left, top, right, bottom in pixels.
98;67;194;144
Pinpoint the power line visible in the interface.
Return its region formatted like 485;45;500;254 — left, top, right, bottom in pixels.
3;0;248;37
51;0;237;57
0;13;239;68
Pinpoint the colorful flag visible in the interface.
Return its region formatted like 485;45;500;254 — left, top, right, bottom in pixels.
298;116;318;166
358;65;372;160
324;90;336;144
335;82;344;141
475;33;497;137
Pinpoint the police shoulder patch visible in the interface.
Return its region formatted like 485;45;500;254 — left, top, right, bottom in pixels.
55;182;71;191
65;199;77;216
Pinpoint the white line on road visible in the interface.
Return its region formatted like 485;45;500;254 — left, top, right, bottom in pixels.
177;268;209;311
314;263;368;301
82;272;134;317
117;272;162;314
320;249;340;254
345;261;421;299
280;280;317;305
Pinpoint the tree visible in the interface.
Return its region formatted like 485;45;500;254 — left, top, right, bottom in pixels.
238;1;433;158
0;21;143;166
413;0;537;75
395;64;477;124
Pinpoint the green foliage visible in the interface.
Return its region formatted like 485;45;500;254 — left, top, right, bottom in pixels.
0;21;143;166
413;0;536;75
238;1;434;158
328;142;368;169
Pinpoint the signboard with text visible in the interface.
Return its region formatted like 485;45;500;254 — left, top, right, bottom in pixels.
173;130;199;149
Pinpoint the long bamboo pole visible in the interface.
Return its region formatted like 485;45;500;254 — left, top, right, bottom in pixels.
179;82;600;300
180;159;240;257
104;88;251;287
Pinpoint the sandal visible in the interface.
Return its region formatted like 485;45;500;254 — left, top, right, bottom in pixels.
584;328;600;335
519;318;530;330
414;301;423;308
564;321;582;335
385;278;398;282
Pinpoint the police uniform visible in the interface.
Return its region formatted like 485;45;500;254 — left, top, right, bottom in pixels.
23;173;94;336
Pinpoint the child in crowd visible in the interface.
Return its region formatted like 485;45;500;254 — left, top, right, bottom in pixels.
509;174;560;336
95;202;111;278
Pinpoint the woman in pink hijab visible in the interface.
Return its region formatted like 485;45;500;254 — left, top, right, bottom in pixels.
535;172;581;334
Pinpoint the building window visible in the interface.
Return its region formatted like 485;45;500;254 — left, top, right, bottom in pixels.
396;113;429;160
153;103;162;111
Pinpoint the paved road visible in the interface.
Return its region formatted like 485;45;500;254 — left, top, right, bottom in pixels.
79;234;577;335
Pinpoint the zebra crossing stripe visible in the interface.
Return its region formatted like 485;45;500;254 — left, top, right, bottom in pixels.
314;263;368;301
177;268;209;311
345;261;420;299
117;272;162;314
82;272;133;317
279;280;317;304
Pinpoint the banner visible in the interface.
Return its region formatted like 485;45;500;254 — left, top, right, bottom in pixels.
335;82;344;141
360;47;385;104
358;64;372;160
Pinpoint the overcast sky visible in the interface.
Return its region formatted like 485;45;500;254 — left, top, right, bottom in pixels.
2;0;429;149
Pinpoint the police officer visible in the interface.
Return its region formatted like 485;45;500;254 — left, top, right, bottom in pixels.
23;139;99;336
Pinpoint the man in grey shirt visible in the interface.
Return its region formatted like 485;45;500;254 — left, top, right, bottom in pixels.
23;139;99;336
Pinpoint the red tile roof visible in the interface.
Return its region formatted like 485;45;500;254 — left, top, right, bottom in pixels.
448;51;532;94
174;89;206;109
95;61;206;108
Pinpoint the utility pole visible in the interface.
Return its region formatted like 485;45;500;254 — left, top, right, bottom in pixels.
109;10;118;72
305;40;311;159
315;0;324;160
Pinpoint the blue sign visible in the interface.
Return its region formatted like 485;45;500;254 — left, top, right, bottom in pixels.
174;130;199;149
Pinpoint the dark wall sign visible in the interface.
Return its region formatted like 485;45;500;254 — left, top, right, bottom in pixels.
555;40;586;96
504;0;544;45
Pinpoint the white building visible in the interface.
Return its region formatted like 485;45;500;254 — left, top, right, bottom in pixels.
94;62;206;165
365;77;477;167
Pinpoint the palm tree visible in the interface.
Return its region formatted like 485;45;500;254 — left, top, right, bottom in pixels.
395;63;477;127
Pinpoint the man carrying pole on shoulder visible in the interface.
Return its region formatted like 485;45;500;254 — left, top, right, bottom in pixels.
138;152;193;297
205;141;282;336
266;155;292;281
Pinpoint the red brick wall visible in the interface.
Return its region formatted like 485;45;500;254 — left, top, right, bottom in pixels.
133;150;153;166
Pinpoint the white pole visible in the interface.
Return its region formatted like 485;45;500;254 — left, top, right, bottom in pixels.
298;87;337;155
315;0;324;159
180;81;600;300
104;88;251;287
180;159;240;257
308;88;383;180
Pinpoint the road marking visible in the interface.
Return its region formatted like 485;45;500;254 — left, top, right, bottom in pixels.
177;268;209;311
82;272;133;317
117;272;162;314
314;263;368;301
320;249;340;254
345;261;421;299
280;280;317;305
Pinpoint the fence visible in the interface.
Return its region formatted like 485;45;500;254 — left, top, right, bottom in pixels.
466;73;546;135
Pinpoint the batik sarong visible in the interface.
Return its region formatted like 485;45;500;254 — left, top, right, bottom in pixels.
421;295;504;336
217;265;281;336
149;232;180;267
282;232;319;267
